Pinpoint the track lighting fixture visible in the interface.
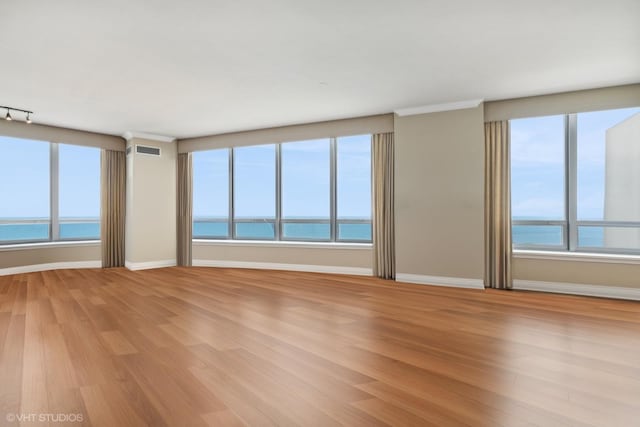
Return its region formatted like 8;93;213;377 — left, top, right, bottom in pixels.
1;105;34;124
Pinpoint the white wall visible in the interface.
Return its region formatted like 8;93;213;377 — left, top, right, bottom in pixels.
0;243;101;274
394;106;485;284
125;138;177;268
193;242;372;274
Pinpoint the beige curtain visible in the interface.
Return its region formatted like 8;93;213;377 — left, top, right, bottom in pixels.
372;132;395;279
484;121;512;289
101;149;125;268
177;153;193;266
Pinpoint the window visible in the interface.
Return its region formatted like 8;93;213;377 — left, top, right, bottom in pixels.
0;136;100;244
58;144;101;239
192;135;372;242
234;144;277;239
511;107;640;254
0;137;50;242
511;115;566;248
281;139;331;240
193;149;230;238
337;135;372;241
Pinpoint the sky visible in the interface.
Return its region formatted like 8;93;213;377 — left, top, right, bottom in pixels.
511;107;640;221
0;137;100;219
192;134;372;220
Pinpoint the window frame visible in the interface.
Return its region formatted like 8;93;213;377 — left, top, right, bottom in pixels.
511;111;640;255
0;140;101;245
192;136;373;244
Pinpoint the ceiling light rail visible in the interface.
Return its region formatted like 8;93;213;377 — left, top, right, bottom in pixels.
1;105;33;123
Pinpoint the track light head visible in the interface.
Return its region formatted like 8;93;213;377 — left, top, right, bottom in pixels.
1;105;32;123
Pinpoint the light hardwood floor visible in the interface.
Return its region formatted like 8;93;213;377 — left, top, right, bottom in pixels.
0;267;639;426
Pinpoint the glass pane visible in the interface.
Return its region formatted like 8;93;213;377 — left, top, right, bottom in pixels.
193;149;229;237
59;144;100;239
59;222;101;239
0;136;50;242
576;226;604;248
577;107;640;221
235;222;275;239
281;139;330;221
337;135;371;221
282;222;330;240
234;145;276;221
0;222;49;242
338;222;372;241
512;225;563;246
511;116;565;221
579;226;640;251
193;220;229;238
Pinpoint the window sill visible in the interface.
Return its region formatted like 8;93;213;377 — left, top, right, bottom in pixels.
192;239;372;250
0;240;100;252
514;250;640;265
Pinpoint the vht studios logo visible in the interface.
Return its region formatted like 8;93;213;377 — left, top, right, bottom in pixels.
6;413;84;423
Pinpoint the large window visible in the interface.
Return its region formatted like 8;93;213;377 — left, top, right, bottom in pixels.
0;137;50;242
193;149;229;238
0;136;100;244
192;135;372;242
511;115;566;248
58;144;101;239
281;139;331;240
511;107;640;254
234;144;277;239
337;135;372;241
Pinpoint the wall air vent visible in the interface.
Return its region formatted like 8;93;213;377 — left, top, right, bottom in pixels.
136;145;161;156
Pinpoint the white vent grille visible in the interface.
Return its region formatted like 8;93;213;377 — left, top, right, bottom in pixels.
136;145;161;156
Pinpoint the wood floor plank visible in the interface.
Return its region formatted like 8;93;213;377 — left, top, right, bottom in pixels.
0;313;25;422
201;409;246;427
0;266;637;426
100;331;138;355
20;300;49;423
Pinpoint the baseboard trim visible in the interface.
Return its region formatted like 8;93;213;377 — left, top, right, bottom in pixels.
192;259;372;276
513;279;640;301
396;273;485;290
125;259;177;271
0;260;101;276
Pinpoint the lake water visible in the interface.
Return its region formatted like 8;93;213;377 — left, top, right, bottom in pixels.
512;224;604;247
0;220;605;247
193;221;373;241
0;222;100;242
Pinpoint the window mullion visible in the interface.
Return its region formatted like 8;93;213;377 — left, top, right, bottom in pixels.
567;114;578;251
275;143;282;241
229;147;234;240
330;138;337;242
50;142;59;241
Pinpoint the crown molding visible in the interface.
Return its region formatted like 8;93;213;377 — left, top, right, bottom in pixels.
394;99;484;117
122;131;176;143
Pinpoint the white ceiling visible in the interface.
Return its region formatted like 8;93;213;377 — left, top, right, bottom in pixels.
1;0;639;139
